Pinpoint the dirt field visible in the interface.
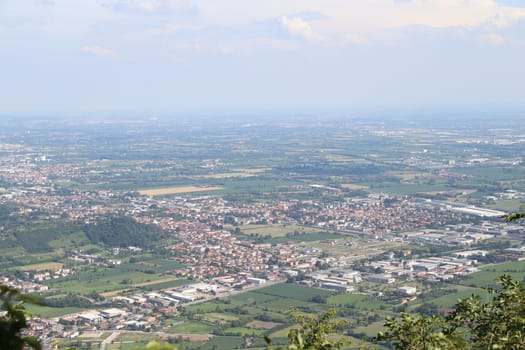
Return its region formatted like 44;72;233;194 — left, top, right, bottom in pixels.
100;289;131;298
177;334;213;341
270;325;300;337
138;186;223;196
132;277;181;288
78;332;106;338
341;184;368;190
19;262;63;271
200;313;239;325
241;167;271;174
246;320;282;330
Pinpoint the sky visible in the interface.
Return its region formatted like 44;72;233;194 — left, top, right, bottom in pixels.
1;0;525;117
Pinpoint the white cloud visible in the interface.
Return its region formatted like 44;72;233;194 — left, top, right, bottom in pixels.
281;16;323;42
194;0;525;46
81;45;119;59
6;0;525;57
136;1;156;12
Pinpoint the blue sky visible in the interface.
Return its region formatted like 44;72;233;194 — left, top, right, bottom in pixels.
1;0;525;117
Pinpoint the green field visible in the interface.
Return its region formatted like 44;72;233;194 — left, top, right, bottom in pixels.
488;199;525;211
352;320;386;337
25;304;90;318
269;232;344;244
239;224;332;237
198;336;244;350
167;321;218;334
455;166;525;182
368;183;453;195
459;261;525;288
172;282;398;349
199;312;240;324
327;294;393;312
426;289;485;308
45;261;187;295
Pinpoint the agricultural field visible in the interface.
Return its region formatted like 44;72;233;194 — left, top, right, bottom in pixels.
169;283;397;349
25;304;91;318
488;199;525;211
341;184;369;190
41;259;190;297
254;283;333;301
455;166;525;182
18;262;63;272
268;232;344;244
168;321;218;334
138;186;224;196
246;320;282;330
458;261;525;288
406;261;525;311
305;239;401;257
239;224;330;238
197;168;270;179
368;183;454;196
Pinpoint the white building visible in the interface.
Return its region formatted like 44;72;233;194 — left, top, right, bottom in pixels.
397;286;417;296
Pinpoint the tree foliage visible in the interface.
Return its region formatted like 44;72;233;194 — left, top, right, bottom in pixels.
265;308;349;350
377;312;468;350
0;285;42;350
82;216;164;248
502;212;525;222
378;275;525;350
447;274;525;350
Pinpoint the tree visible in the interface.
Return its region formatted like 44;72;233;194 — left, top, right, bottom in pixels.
0;285;42;350
377;275;525;350
377;312;467;350
447;274;525;350
502;212;525;222
265;308;349;350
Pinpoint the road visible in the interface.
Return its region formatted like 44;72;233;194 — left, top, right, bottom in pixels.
100;331;120;350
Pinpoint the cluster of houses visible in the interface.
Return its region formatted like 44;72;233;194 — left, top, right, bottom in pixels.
33;269;75;282
69;250;122;268
0;276;50;294
139;193;478;239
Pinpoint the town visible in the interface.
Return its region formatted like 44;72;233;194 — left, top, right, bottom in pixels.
0;117;524;349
